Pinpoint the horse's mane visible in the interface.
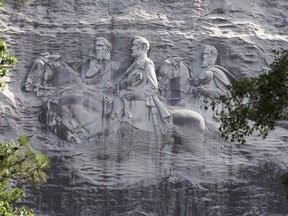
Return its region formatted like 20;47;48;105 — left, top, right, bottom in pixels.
56;61;80;76
47;60;82;87
158;57;191;80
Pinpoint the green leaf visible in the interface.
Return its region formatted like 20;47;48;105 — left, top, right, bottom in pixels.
212;50;288;143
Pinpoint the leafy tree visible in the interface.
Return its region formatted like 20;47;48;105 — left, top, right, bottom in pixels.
214;50;288;144
0;40;17;88
0;135;49;215
1;0;29;84
212;50;288;196
1;2;49;213
0;0;29;7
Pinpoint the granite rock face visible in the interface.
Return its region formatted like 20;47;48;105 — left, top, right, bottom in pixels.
1;0;288;215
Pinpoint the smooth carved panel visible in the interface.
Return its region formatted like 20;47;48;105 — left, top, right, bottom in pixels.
21;36;208;186
24;37;206;144
157;45;236;131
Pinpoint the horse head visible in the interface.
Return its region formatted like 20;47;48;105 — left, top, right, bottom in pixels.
24;53;82;96
157;58;180;91
24;53;50;92
157;58;192;106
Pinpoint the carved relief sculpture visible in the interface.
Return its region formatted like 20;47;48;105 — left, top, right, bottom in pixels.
115;37;205;154
24;36;205;152
190;45;236;130
119;36;173;132
27;38;122;143
81;37;121;94
157;58;193;108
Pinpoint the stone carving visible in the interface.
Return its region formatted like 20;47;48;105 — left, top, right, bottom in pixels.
81;37;121;94
24;52;50;93
25;36;205;150
34;38;121;143
4;1;288;214
157;57;193;108
39;84;116;143
190;45;237;130
115;36;205;152
24;52;82;96
157;45;236;131
118;36;173;132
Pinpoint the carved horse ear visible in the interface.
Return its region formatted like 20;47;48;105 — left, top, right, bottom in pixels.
169;58;176;67
169;59;179;73
163;59;172;66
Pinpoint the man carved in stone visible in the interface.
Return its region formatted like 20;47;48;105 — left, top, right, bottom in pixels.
30;37;122;143
119;36;173;132
191;45;234;130
81;37;120;94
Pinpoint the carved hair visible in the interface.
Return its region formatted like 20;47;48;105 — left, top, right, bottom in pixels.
95;37;113;51
204;45;218;58
204;45;218;65
133;36;150;52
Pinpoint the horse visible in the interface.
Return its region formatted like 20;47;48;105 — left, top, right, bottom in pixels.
39;83;119;143
24;54;118;143
157;57;246;132
24;53;82;97
157;58;195;109
156;58;206;153
28;55;205;153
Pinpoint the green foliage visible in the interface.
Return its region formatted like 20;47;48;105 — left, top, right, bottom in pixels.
282;174;288;199
1;2;48;215
0;40;17;88
0;135;49;215
212;50;288;197
214;50;288;144
17;0;29;4
0;0;29;7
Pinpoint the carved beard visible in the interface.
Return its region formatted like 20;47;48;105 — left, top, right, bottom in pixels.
202;58;216;68
202;59;210;68
96;51;110;61
96;52;104;60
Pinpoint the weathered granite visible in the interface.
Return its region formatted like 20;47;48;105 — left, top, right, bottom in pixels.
1;0;288;215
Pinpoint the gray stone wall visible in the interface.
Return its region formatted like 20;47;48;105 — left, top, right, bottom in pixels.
0;0;288;215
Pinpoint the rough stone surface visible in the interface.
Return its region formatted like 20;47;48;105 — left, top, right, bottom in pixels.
1;0;288;215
